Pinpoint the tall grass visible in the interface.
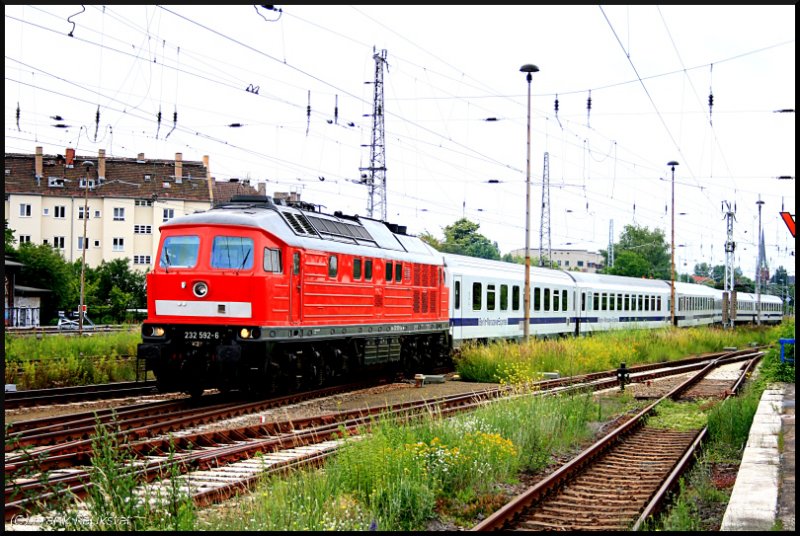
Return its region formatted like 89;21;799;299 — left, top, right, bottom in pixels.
204;391;600;531
455;324;786;384
4;328;142;389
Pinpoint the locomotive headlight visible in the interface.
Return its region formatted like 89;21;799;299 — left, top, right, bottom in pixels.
192;281;209;298
240;328;251;339
151;326;165;337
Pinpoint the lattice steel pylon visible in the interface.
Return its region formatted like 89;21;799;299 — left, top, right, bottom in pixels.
539;151;551;267
359;48;388;221
608;219;615;268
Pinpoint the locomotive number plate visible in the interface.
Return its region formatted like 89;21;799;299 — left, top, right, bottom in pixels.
184;330;221;340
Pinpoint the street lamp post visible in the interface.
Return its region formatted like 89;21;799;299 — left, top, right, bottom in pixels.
520;63;539;340
668;160;679;327
79;160;95;336
756;196;764;325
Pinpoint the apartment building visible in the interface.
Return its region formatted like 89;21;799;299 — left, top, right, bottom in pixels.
4;147;260;271
507;247;605;273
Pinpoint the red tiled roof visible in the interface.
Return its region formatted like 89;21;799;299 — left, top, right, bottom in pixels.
4;152;213;202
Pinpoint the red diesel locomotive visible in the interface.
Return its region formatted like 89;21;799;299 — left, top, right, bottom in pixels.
137;195;451;396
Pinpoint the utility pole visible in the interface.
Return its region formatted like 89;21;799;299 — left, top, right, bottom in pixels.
359;48;388;221
723;201;737;329
79;160;94;336
755;197;765;325
539;151;551;267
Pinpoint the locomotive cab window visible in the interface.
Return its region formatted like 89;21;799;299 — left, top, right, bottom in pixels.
211;236;254;270
365;259;373;280
386;261;393;282
263;248;282;273
160;235;200;269
395;262;402;283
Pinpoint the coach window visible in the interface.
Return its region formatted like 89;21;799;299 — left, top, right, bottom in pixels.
581;292;586;311
211;236;254;270
562;290;568;311
624;294;629;311
455;281;461;310
353;258;362;280
638;295;643;310
544;288;551;312
609;293;615;311
328;255;338;278
644;295;650;311
385;261;393;282
293;252;300;275
472;282;482;310
593;292;599;311
500;284;508;310
365;259;373;280
263;248;282;273
395;262;403;283
512;285;520;310
487;284;496;310
601;292;607;311
553;289;560;311
617;294;623;311
651;296;656;311
534;288;541;311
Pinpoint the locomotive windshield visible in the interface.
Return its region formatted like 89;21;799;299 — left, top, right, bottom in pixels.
211;236;254;270
160;235;200;268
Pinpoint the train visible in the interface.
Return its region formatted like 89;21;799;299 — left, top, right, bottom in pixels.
136;195;784;396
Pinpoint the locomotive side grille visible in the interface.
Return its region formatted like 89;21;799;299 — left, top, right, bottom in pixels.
422;291;429;313
374;293;383;307
421;265;428;287
414;264;421;286
430;291;437;313
413;290;420;313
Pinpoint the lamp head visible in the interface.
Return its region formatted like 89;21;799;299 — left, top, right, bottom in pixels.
520;64;540;73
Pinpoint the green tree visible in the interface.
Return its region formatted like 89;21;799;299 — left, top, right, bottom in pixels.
771;266;789;286
425;218;502;260
15;243;79;322
4;219;16;255
693;262;713;278
601;224;670;279
606;250;651;277
87;259;147;321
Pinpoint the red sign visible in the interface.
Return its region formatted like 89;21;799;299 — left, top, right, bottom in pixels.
780;212;796;237
81;305;87;312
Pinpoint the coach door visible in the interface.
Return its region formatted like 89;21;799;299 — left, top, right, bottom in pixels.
453;276;463;340
290;251;302;323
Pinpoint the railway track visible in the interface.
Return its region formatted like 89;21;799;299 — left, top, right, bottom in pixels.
471;351;761;531
4;381;158;410
4;349;761;525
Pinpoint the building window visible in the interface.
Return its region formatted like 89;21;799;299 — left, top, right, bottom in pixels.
53;236;65;249
577;260;584;267
19;234;31;243
113;207;125;221
79;178;96;189
19;204;32;217
133;255;152;265
94;240;101;248
43;208;50;216
78;236;89;250
54;205;66;218
163;208;174;222
94;210;101;218
112;238;125;251
78;206;88;219
135;199;153;207
134;225;152;234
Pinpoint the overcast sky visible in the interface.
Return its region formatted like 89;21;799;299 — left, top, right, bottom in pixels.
5;5;796;278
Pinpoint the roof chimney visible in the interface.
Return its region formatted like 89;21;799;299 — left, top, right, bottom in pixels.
175;152;183;183
35;146;43;178
137;152;145;162
65;147;75;167
98;149;106;179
